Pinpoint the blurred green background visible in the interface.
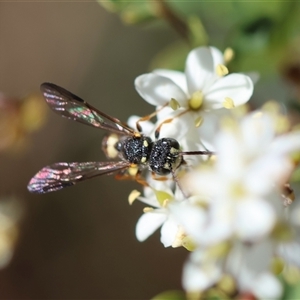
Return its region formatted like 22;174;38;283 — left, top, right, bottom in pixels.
1;1;300;299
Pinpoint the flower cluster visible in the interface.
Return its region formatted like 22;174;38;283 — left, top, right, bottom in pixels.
129;46;300;298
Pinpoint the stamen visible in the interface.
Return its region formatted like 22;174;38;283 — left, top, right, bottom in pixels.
194;116;203;127
216;64;229;76
143;207;154;213
188;91;203;110
172;226;185;248
170;98;181;110
162;199;169;208
128;189;141;205
223;97;235;109
223;47;235;64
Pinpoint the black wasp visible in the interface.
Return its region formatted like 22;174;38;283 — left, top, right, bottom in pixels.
27;83;214;194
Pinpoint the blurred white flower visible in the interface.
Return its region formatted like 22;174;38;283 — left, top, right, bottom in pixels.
182;110;300;242
0;197;22;269
170;108;300;297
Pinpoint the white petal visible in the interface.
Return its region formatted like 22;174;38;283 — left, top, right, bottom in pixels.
240;112;275;154
215;130;245;178
135;211;167;241
227;240;273;278
170;202;206;242
204;74;253;110
277;241;300;268
183;253;222;291
252;273;282;299
197;109;230;149
245;155;293;194
185;46;223;95
127;115;155;135
154;69;188;95
269;131;300;155
156;110;191;140
235;199;276;241
135;73;188;106
160;218;179;247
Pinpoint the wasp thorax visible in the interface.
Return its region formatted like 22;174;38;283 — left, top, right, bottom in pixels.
121;136;152;164
149;138;182;175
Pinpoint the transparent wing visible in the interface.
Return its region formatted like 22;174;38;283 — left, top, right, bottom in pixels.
41;82;134;135
27;161;131;194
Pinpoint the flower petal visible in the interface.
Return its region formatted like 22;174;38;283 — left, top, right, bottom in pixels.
136;211;167;242
183;251;222;292
154;69;188;95
185;46;223;95
204;74;253;110
135;73;187;106
170;202;207;242
160;218;179;247
127;115;155;135
234;198;276;241
252;273;282;299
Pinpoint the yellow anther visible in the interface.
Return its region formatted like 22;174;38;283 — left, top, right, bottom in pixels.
170;98;181;110
194;116;203;127
162;199;169;208
223;97;235;109
223;47;235;64
128;189;141;205
172;226;186;248
216;64;229;76
143;207;154;213
188;91;203;110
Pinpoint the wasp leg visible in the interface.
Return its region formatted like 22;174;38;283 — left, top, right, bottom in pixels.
136;103;169;132
151;172;170;181
154;109;188;139
114;167;150;188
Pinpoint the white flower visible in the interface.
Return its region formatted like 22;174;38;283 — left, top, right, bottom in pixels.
226;240;283;299
182;248;223;292
169;108;300;296
182;240;283;298
182;110;300;244
134;46;253;142
134;177;184;247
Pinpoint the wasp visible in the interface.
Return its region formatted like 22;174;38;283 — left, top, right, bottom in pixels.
27;83;214;194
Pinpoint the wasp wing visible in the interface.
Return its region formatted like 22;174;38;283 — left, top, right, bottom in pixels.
27;161;131;194
41;82;134;135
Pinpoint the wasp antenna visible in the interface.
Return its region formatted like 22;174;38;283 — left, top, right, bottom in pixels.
180;150;215;156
